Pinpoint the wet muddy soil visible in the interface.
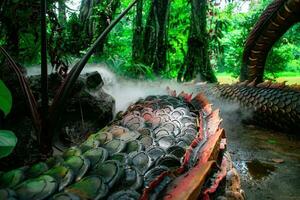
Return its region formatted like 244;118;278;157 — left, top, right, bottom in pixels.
222;113;300;200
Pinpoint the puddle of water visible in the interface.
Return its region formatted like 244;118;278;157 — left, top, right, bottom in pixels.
246;159;276;180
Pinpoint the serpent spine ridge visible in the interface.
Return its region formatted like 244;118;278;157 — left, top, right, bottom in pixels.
0;93;241;200
214;83;300;133
241;0;300;83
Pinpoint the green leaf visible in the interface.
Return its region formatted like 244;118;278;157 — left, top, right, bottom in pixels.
0;130;17;159
267;139;277;144
0;80;12;116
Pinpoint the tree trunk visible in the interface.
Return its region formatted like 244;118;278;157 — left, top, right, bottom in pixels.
132;0;143;62
58;0;66;25
79;0;120;55
94;0;120;55
143;0;171;74
79;0;101;40
180;0;217;82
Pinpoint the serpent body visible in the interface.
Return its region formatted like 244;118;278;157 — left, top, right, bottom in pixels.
0;0;299;199
210;83;300;133
0;93;241;200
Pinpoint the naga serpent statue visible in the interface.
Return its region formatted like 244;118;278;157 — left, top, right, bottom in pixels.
208;0;300;133
0;0;299;199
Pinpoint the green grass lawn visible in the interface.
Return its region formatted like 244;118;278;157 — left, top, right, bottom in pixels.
216;73;237;84
216;72;300;85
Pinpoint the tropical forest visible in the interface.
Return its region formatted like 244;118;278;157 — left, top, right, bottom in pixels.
0;0;299;199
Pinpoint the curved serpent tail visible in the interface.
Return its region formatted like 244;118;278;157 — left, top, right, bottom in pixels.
0;93;243;200
241;0;300;83
227;0;300;132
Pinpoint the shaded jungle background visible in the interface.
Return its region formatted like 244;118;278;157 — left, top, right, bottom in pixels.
0;1;300;199
1;0;299;83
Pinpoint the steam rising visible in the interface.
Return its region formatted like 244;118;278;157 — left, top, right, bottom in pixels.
84;64;253;125
26;63;251;120
81;64;196;112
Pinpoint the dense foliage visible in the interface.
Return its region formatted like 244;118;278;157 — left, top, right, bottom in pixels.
0;1;137;158
0;0;299;80
213;0;300;78
0;80;17;159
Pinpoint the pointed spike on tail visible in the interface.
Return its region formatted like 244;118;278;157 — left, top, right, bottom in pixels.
269;81;287;89
191;93;212;115
178;91;185;96
185;93;193;102
256;80;272;88
178;91;193;102
280;81;287;88
247;78;257;87
232;82;240;86
289;84;300;91
238;80;249;86
206;109;221;137
166;86;176;97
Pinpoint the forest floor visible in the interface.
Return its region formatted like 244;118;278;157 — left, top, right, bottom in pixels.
216;72;300;85
26;64;300;200
220;108;300;200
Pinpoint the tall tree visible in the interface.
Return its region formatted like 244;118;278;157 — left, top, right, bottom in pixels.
79;0;101;41
58;0;67;25
79;0;120;54
179;0;217;82
143;0;171;74
94;0;120;55
132;0;144;62
0;0;41;61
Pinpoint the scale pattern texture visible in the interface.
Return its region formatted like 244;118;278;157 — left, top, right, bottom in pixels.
0;94;229;200
215;84;300;133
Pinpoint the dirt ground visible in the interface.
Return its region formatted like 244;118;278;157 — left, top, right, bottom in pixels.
221;111;300;200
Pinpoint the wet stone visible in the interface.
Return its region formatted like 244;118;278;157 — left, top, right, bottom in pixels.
103;139;126;155
107;190;140;200
130;152;153;175
146;146;166;162
63;147;82;158
125;140;144;153
52;192;81;200
118;166;143;190
85;71;104;90
90;160;123;188
83;147;108;168
156;155;181;169
63;156;90;181
111;153;129;166
44;165;74;191
65;175;108;200
0;167;27;188
27;162;49;179
144;166;170;187
15;175;58;200
156;135;176;149
166;146;186;159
